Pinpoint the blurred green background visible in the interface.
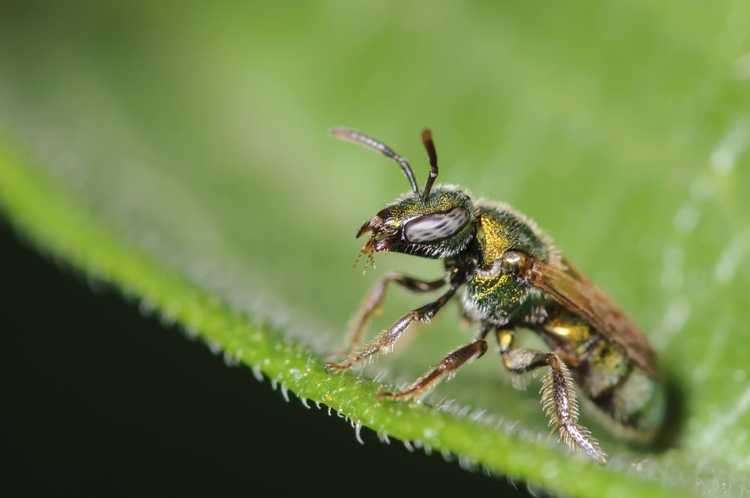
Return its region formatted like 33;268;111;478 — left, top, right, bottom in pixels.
1;2;750;496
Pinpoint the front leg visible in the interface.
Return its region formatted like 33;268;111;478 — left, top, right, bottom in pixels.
325;286;456;371
496;330;607;464
333;272;445;357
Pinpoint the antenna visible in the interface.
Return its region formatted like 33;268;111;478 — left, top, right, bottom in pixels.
331;127;420;195
421;128;438;201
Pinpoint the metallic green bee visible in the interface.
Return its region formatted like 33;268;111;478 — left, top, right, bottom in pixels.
326;127;665;463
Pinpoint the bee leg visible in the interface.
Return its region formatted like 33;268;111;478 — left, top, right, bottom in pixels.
378;339;488;401
325;286;456;371
331;273;445;358
495;330;607;464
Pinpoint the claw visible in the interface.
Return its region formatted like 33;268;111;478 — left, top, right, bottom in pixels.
375;390;396;400
325;360;352;372
376;388;415;401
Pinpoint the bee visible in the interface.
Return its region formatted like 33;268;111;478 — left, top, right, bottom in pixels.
325;127;665;463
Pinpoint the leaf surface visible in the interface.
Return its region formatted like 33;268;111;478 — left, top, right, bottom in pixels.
1;3;749;497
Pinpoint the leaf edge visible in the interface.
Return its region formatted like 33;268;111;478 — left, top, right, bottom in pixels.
0;139;701;498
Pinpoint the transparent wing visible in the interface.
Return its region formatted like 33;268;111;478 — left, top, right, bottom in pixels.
527;258;657;375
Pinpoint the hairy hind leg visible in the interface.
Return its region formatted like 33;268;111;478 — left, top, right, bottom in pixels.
332;272;445;357
496;330;607;463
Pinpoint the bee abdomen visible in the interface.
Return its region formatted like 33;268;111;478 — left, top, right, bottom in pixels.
586;364;666;443
611;367;666;436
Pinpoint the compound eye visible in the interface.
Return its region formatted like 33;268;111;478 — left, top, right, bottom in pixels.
403;207;469;243
501;250;528;274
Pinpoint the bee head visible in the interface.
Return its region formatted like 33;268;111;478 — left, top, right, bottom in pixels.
332;127;475;259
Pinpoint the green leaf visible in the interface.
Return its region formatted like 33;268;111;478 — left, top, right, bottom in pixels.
1;3;749;497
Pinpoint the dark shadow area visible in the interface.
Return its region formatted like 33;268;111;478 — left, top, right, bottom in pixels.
0;220;531;498
650;369;687;453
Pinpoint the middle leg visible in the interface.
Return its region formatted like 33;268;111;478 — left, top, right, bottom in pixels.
378;338;488;401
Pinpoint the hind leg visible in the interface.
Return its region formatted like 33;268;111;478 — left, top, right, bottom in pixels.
495;330;607;463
